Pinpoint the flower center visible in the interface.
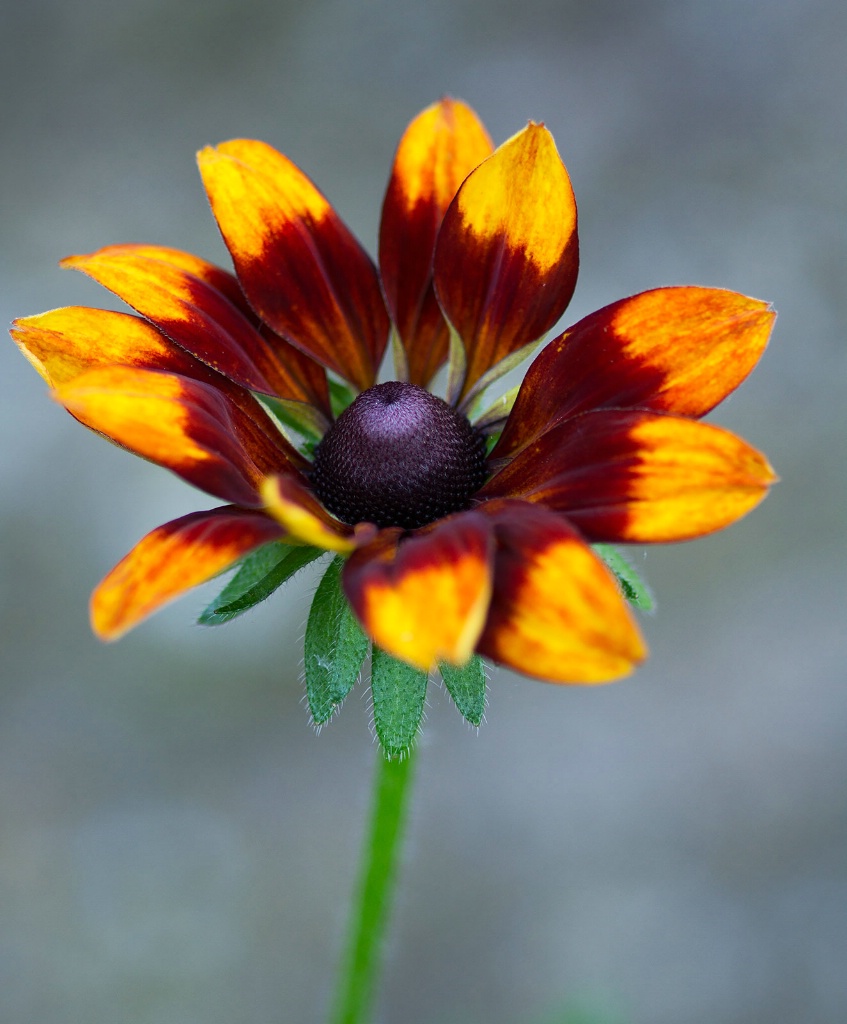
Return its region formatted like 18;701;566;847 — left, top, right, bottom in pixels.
310;381;487;530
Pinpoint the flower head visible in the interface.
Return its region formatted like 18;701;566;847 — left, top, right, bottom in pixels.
12;98;776;717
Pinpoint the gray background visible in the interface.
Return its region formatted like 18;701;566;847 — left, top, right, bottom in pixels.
2;1;845;1022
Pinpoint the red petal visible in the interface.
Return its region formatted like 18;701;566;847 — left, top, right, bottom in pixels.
379;98;493;386
494;286;776;459
197;139;389;391
482;410;777;542
91;507;284;640
434;122;578;402
342;512;494;670
61;244;330;412
477;501;646;683
54;366;300;507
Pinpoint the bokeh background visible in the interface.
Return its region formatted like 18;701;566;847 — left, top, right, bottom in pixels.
2;1;845;1022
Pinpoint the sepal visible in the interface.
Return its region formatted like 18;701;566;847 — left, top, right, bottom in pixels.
593;544;655;612
439;655;487;726
199;541;324;625
305;556;370;725
371;646;428;759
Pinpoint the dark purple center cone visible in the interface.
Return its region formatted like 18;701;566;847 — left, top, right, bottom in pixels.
310;381;487;530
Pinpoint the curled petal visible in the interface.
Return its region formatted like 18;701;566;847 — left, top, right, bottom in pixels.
494;287;776;459
91;507;284;640
61;245;330;412
261;474;357;553
482;410;778;542
379;97;493;386
343;512;494;671
478;501;646;683
54;366;297;507
197;139;389;391
434;122;578;402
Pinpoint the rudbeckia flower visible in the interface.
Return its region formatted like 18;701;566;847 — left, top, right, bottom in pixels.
11;98;776;725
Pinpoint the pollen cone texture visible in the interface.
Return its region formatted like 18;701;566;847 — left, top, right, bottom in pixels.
310;381;486;530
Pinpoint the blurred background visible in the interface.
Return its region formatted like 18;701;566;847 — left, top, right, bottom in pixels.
2;0;845;1022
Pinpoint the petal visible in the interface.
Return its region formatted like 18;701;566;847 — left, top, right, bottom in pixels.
379;97;493;386
11;306;194;386
197;139;390;391
434;122;578;403
61;245;330;413
54;366;298;507
493;287;776;459
12;306;307;467
342;512;494;671
482;410;777;542
260;473;357;553
477;501;646;683
91;506;284;640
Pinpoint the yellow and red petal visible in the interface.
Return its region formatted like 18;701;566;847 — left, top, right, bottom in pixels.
91;506;284;640
477;501;646;683
433;122;578;402
260;473;357;553
342;512;494;671
12;306;308;469
197;139;389;391
493;286;776;459
11;306;192;387
53;365;297;507
61;244;330;413
482;410;777;542
379;98;494;386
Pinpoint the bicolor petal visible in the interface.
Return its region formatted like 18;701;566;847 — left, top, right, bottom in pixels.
477;501;646;683
197;139;389;391
61;244;330;413
91;506;284;640
343;512;494;671
261;473;358;553
11;306;196;386
53;366;297;507
12;306;308;467
434;122;578;403
483;410;777;542
493;287;776;459
379;97;493;386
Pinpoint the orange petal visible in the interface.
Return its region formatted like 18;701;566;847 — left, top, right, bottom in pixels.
12;306;307;470
342;512;494;671
483;410;778;542
494;287;776;460
434;122;578;402
61;244;330;412
478;501;646;683
197;139;389;391
260;473;357;553
379;98;493;386
11;307;190;386
91;507;284;640
54;366;296;506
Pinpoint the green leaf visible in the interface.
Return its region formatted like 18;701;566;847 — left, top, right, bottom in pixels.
593;544;655;612
198;542;324;625
305;556;370;725
371;647;428;759
329;378;358;418
439;656;486;726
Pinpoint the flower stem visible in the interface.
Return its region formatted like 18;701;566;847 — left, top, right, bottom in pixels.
329;747;417;1024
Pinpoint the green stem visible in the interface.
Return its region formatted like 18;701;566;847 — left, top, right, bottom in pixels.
329;747;417;1024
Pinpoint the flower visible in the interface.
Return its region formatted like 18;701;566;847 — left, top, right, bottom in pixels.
11;98;776;686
